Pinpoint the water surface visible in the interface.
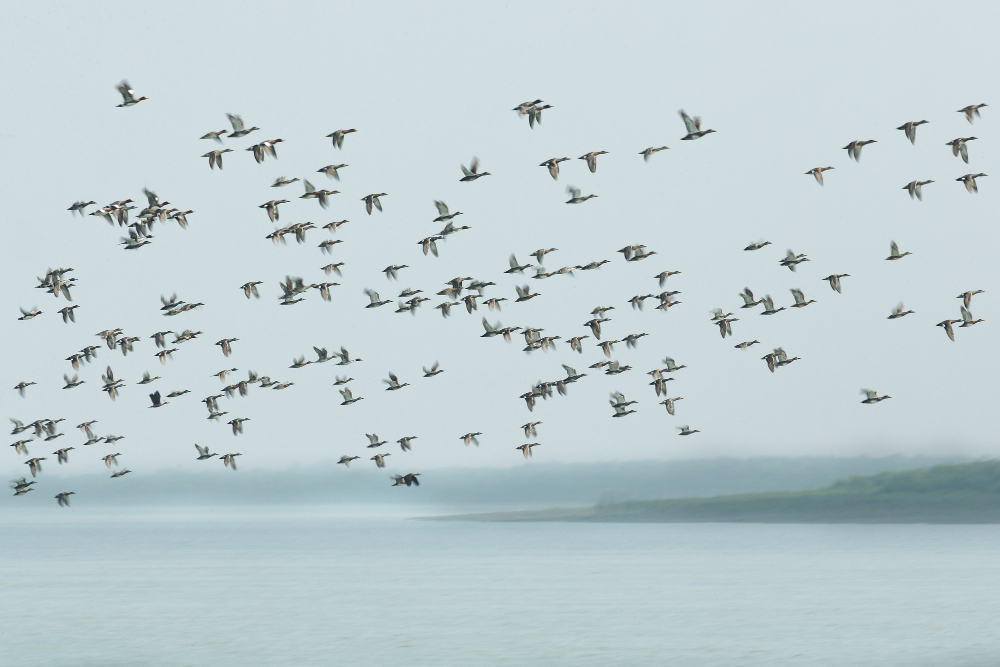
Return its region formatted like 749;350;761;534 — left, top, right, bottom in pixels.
2;506;997;666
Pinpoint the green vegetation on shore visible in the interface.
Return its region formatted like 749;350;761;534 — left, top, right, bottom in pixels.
432;460;1000;523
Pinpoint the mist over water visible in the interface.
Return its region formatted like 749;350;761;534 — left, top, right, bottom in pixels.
4;455;968;507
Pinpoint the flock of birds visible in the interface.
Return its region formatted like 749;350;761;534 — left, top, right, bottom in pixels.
7;81;990;506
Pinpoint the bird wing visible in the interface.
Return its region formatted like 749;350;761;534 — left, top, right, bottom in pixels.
679;110;697;134
117;81;136;103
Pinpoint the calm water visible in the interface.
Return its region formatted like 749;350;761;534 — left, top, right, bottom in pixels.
1;506;998;666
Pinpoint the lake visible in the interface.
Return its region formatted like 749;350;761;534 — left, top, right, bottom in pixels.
2;505;998;666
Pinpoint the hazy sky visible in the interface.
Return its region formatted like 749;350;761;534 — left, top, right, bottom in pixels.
3;1;998;480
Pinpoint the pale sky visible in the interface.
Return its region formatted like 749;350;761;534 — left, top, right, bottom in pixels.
2;1;997;479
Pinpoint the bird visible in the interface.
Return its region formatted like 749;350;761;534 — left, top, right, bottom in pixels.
946;137;977;163
565;186;596;204
259;199;288;223
419;236;443;257
102;453;121;468
397;436;418;452
861;389;891;404
903;180;933;201
958;104;987;124
222;453;241;470
660;397;683;415
460;158;490;182
507;255;533;274
937;319;959;342
201;129;228;142
366;433;387;449
68;201;96;215
822;274;849;293
338;456;360;467
327;129;357;149
679;110;715;140
116;80;147;107
739;287;762;308
241;282;263;299
301;180;339;209
516;443;541;458
55;492;75;507
513;99;544;116
228;418;250;435
579;151;608;173
195;444;216;461
885;241;911;261
422;362;443;377
433;201;462;223
655;270;681;286
677;425;699;436
362;193;387;215
843;140;876;162
540;157;569;180
371;453;391;468
887;303;914;319
365;289;391;308
779;250;809;271
806;167;834;185
521;422;542;438
25;457;46;477
148;391;169;408
54;447;74;463
639;146;669;161
774;347;799;367
318;164;348;180
959;306;984;328
716;317;737;338
383;264;407;281
334;346;362;365
957;173;987;193
384;373;409;391
897;120;928;144
202;149;233;170
18;307;42;320
14;381;36;397
226;113;259;138
339;387;363;405
760;295;785;315
662;357;686;373
216;338;239;357
789;288;816;308
515;285;539;302
957;290;985;309
461;432;482;446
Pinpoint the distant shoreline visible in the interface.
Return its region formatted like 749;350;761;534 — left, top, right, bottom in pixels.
424;461;1000;524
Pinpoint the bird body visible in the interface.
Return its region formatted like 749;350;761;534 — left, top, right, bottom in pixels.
679;110;715;140
843;140;876;162
897;120;928;144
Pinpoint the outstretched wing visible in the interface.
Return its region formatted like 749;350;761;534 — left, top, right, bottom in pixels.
117;81;136;103
227;113;246;132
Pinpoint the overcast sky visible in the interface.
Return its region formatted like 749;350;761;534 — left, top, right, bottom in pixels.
2;1;997;481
